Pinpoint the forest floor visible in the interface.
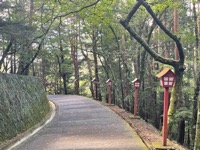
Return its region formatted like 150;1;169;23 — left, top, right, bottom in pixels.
101;102;189;150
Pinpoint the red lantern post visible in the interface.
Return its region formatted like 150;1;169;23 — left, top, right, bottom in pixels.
106;79;112;105
156;68;176;146
132;78;140;118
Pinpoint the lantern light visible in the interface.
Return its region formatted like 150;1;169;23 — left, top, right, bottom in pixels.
92;78;97;84
106;79;112;86
156;68;176;88
74;79;78;83
132;78;140;88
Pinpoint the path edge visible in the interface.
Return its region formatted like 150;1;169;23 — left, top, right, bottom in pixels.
1;101;56;150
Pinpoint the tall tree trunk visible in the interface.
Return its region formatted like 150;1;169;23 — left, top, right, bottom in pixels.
163;10;169;58
17;0;33;75
168;68;184;136
41;57;47;91
121;34;130;99
192;0;199;144
56;51;67;95
58;19;68;94
17;46;29;75
119;58;125;107
109;26;124;107
147;62;159;128
13;41;17;73
29;0;34;26
0;39;13;70
121;34;131;107
92;30;101;100
71;36;79;95
81;49;94;98
194;72;200;150
177;118;185;144
174;7;179;60
62;74;67;94
174;7;185;141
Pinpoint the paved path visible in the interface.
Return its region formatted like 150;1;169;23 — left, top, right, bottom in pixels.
13;95;148;150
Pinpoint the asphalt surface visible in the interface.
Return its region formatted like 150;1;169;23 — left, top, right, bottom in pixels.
13;95;148;150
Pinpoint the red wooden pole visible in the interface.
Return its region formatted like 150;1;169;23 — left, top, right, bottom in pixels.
134;88;139;118
163;87;169;146
108;85;112;105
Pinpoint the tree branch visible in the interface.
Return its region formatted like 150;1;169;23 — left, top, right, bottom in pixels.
0;39;13;68
20;12;56;75
120;20;176;66
119;0;186;68
124;2;141;24
57;0;101;18
109;25;120;51
120;5;177;66
138;0;184;64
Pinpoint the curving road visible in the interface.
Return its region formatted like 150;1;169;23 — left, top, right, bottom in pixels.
13;95;148;150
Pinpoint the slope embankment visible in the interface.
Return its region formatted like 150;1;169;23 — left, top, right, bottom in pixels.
0;73;50;145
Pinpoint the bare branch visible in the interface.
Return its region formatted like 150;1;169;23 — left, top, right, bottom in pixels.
124;1;141;24
120;0;186;68
138;0;184;64
57;0;101;18
109;26;120;51
120;2;177;66
120;19;176;66
0;39;13;68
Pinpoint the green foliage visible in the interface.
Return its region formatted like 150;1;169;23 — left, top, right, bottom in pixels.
174;107;193;120
150;0;180;12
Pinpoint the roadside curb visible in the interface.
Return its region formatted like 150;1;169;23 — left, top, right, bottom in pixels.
1;101;56;150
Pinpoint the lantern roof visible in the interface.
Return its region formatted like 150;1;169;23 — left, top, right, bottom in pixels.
132;78;140;83
156;68;176;78
106;79;112;83
92;78;97;82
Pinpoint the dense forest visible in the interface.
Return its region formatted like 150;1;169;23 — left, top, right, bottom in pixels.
0;0;200;149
